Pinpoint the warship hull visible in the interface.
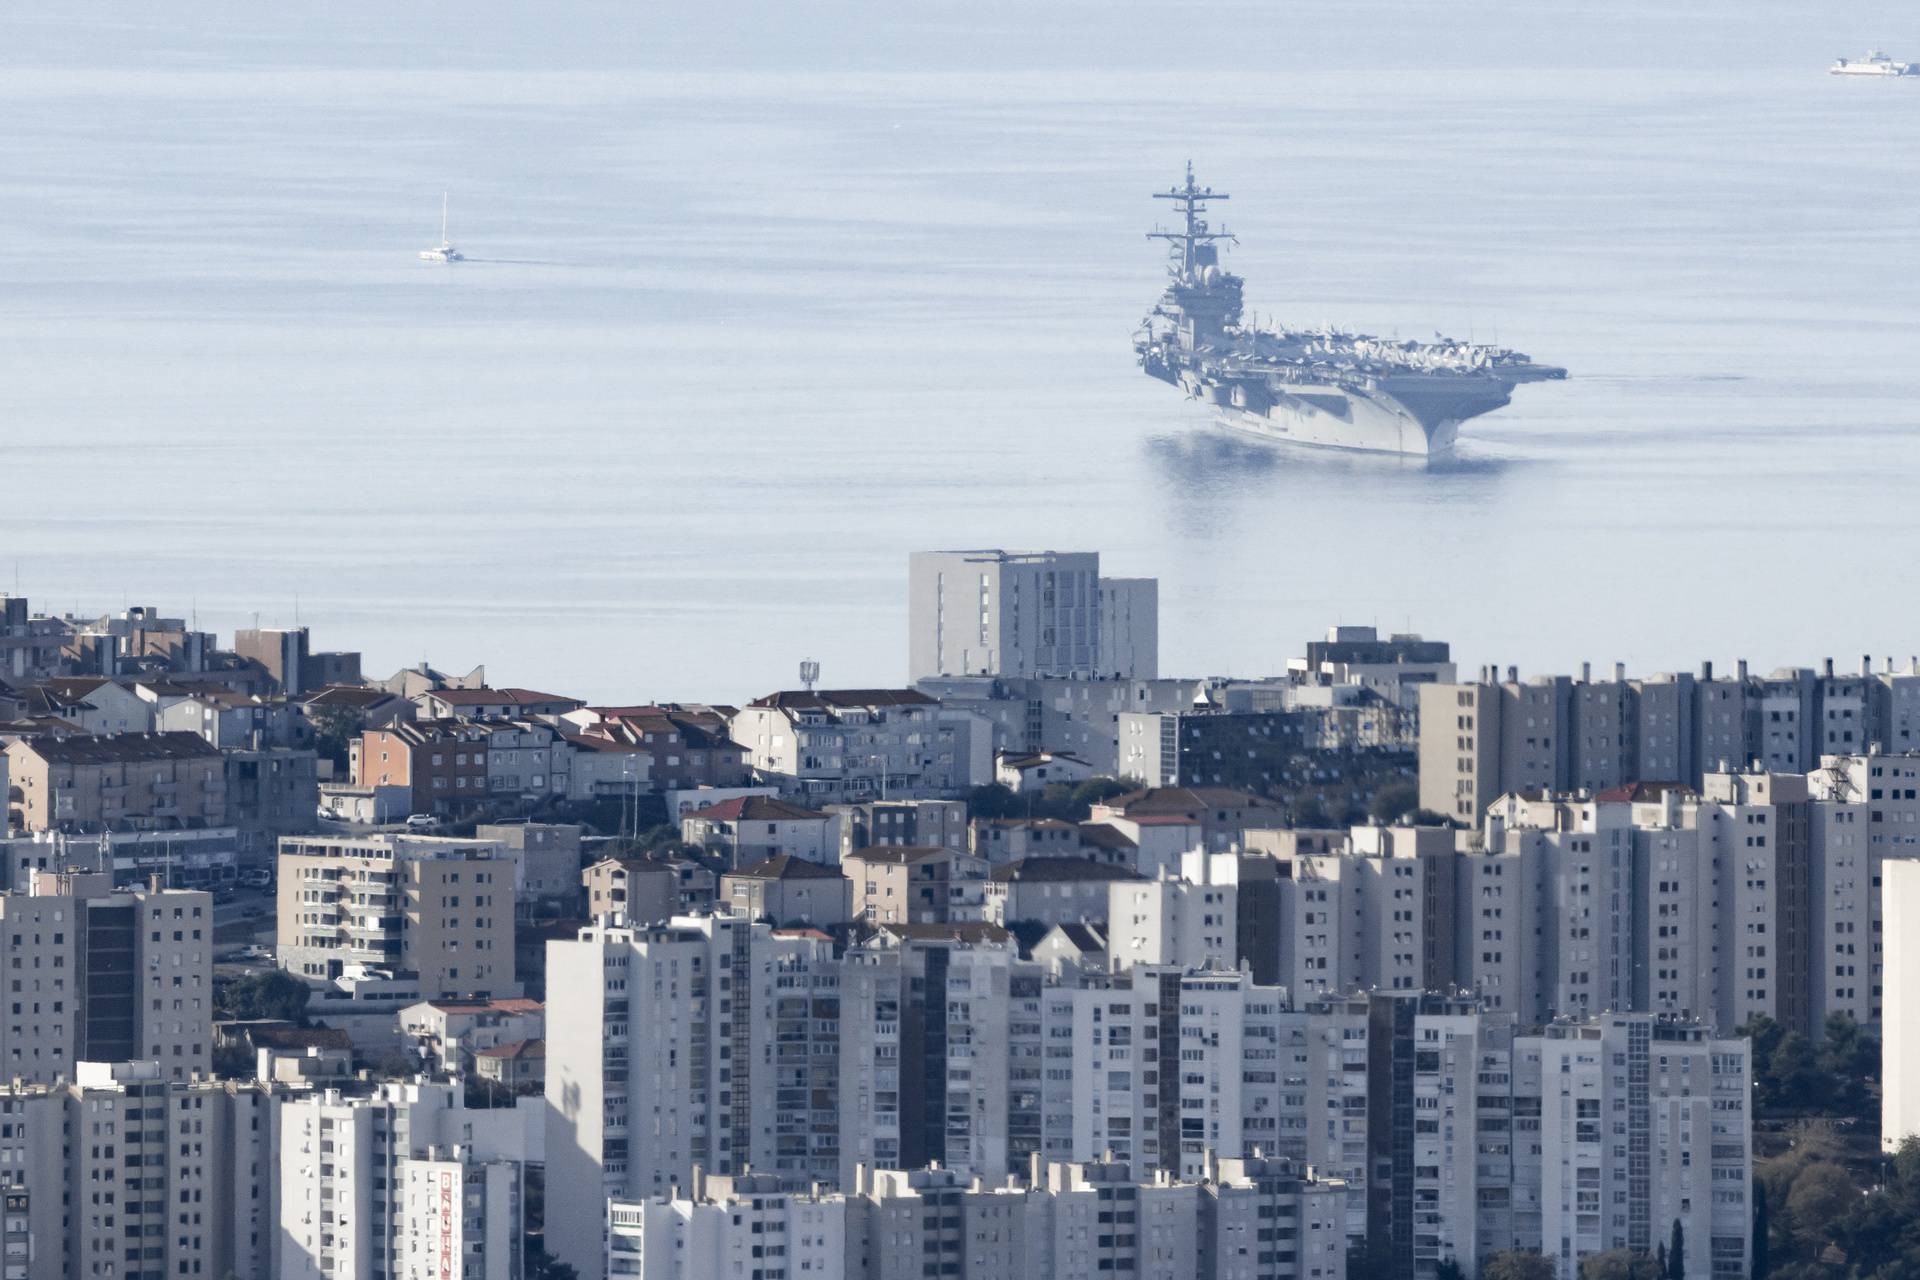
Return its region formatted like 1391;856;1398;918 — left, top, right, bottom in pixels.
1168;367;1518;457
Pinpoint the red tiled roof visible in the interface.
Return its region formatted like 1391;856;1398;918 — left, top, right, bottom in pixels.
476;1037;545;1061
686;795;827;823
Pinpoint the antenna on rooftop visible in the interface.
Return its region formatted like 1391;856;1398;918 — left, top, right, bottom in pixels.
799;659;820;693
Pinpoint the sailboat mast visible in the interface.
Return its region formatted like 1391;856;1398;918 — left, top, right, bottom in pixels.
440;192;449;244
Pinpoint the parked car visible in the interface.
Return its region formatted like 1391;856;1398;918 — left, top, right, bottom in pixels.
404;814;441;830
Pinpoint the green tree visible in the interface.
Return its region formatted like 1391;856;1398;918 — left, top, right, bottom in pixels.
1068;777;1133;809
1482;1253;1556;1280
1666;1219;1684;1280
1784;1158;1854;1257
967;783;1021;820
1765;1033;1825;1114
215;969;311;1024
1368;780;1418;825
309;704;362;771
1819;1011;1878;1119
1579;1250;1660;1280
1435;1260;1466;1280
1750;1179;1768;1280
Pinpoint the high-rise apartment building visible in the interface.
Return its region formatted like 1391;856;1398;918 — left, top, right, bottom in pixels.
0;1061;277;1280
908;550;1159;682
0;876;213;1083
544;915;838;1280
609;1157;1347;1280
277;1079;540;1280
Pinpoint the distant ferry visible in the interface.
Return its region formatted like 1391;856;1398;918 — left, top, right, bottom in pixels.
419;193;464;262
1831;51;1917;77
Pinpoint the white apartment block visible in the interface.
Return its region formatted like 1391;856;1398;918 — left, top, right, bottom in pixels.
908;549;1159;682
277;1080;540;1280
543;915;839;1280
1520;1016;1752;1280
0;878;213;1083
1880;858;1920;1151
610;1157;1343;1280
607;1172;845;1280
277;833;519;999
398;1147;523;1280
0;1061;276;1280
729;690;986;805
1106;849;1240;973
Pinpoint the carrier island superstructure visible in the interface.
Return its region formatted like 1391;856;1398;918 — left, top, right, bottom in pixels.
1134;167;1566;456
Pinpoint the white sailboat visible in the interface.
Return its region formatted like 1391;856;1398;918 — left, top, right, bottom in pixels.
419;193;464;262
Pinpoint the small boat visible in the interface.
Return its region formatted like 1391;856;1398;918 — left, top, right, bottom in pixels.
419;193;464;262
1831;51;1917;77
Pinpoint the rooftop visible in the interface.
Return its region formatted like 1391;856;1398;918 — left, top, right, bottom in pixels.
685;795;828;823
726;854;845;881
750;689;936;713
1100;786;1282;818
476;1037;545;1061
989;857;1145;884
844;845;955;865
13;731;221;766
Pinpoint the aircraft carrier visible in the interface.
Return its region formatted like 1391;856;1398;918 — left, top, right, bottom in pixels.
1134;167;1566;457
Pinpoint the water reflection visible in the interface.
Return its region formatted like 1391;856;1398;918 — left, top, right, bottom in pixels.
1143;427;1514;523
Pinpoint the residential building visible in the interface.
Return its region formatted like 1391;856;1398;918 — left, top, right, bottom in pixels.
0;1061;277;1280
1521;1014;1753;1280
232;624;362;695
916;673;1206;776
277;1079;542;1280
559;705;751;792
907;549;1158;681
398;1146;525;1280
1117;703;1415;801
399;996;545;1075
475;1038;545;1091
680;794;836;867
413;685;585;721
581;856;712;925
843;845;984;926
607;1172;846;1280
608;1156;1345;1280
1087;787;1285;869
156;687;312;748
720;854;853;926
354;720;492;817
827;797;970;859
475;821;584;910
995;748;1094;793
984;857;1144;928
4;731;226;832
277;832;519;998
730;689;985;804
543;915;839;1280
0;876;214;1082
1881;858;1920;1151
477;717;573;804
223;746;322;848
28;676;154;734
1106;849;1240;972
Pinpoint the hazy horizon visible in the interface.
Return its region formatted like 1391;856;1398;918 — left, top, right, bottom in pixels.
6;2;1920;701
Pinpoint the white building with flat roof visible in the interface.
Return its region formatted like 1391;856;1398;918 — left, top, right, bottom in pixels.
908;549;1158;682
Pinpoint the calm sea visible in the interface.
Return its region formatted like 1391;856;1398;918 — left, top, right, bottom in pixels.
5;2;1920;700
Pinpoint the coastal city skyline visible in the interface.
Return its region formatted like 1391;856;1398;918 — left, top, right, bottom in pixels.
10;2;1920;1278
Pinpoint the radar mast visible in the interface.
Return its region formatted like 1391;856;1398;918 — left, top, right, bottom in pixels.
1148;163;1235;277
